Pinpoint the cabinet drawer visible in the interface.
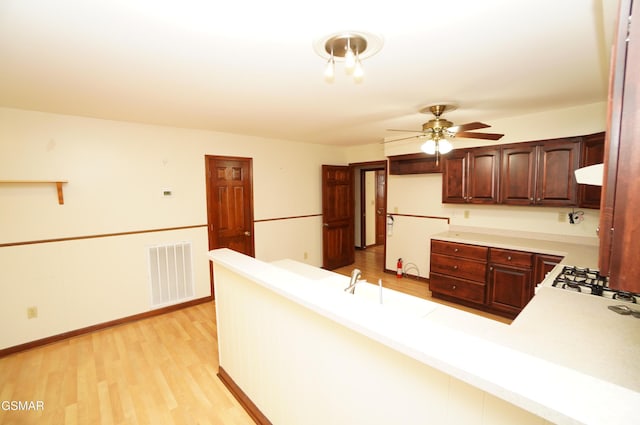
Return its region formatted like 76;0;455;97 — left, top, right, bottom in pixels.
431;240;488;261
489;248;533;268
429;273;486;304
430;253;487;282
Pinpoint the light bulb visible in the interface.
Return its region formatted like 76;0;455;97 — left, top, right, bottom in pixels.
344;48;356;73
324;56;335;82
353;58;364;82
439;139;453;154
421;140;436;155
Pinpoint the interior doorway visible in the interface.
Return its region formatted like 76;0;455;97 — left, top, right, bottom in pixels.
353;161;387;250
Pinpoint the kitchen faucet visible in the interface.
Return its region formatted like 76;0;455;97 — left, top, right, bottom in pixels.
344;268;362;294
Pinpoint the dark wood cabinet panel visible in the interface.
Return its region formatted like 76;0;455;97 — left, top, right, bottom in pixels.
467;148;500;204
388;153;442;175
441;150;467;203
534;254;563;286
487;264;532;316
578;132;605;209
599;0;640;294
501;144;537;205
429;273;486;304
442;148;499;204
488;247;534;317
535;138;581;206
501;139;580;206
430;253;487;283
431;240;488;261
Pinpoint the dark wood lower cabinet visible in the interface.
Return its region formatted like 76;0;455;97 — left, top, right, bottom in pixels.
487;264;532;317
429;240;563;319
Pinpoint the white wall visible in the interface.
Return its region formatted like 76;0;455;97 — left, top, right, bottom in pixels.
0;107;345;349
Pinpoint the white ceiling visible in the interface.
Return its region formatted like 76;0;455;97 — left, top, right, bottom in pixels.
0;0;618;146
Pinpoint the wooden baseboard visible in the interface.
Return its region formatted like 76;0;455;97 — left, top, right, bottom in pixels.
0;296;213;357
217;367;272;425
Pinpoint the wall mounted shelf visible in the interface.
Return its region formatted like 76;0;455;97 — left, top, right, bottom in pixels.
0;180;68;205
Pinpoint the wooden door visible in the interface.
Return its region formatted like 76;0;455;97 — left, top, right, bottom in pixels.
322;165;354;270
467;147;500;204
535;139;581;206
205;156;255;257
375;170;385;246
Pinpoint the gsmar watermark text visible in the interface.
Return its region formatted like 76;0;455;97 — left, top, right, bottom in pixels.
1;400;45;411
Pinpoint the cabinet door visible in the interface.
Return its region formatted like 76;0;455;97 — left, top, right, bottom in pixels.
468;148;500;204
442;150;468;203
535;139;581;206
533;254;563;297
578;133;605;209
488;264;532;316
501;145;537;205
600;0;640;293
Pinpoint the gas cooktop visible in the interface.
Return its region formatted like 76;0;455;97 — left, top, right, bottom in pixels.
552;265;638;303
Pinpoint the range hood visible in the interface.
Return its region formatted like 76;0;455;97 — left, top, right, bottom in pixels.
574;163;604;186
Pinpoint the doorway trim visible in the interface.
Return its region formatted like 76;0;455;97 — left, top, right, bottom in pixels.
350;160;388;271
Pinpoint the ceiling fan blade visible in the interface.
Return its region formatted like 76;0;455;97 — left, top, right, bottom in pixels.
455;131;504;141
448;122;491;133
382;134;426;144
386;129;423;133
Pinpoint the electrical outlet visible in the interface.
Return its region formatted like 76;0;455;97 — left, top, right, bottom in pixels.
27;306;38;319
558;212;566;222
463;210;470;219
303;251;308;260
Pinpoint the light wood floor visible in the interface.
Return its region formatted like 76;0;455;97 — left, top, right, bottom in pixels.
0;303;254;425
0;246;509;425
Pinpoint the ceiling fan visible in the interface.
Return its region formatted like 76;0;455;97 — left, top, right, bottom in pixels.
386;104;504;157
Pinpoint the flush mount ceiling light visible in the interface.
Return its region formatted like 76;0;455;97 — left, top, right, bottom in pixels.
314;31;383;83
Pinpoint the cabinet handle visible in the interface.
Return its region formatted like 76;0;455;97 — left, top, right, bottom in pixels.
452;265;458;270
530;197;534;201
507;256;512;261
537;198;541;201
454;248;459;252
596;226;600;236
452;285;456;290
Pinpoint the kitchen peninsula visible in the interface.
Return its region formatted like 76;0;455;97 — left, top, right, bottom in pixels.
209;248;639;425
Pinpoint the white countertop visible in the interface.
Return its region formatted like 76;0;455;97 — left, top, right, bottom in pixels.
210;249;640;425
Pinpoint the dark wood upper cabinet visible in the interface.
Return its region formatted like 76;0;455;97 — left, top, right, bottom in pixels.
599;0;639;294
500;144;537;205
442;150;468;203
578;132;605;209
388;153;442;175
468;148;501;204
534;138;581;206
500;138;580;206
442;147;500;204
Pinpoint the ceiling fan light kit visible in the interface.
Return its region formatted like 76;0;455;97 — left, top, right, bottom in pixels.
314;31;383;83
387;103;505;158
